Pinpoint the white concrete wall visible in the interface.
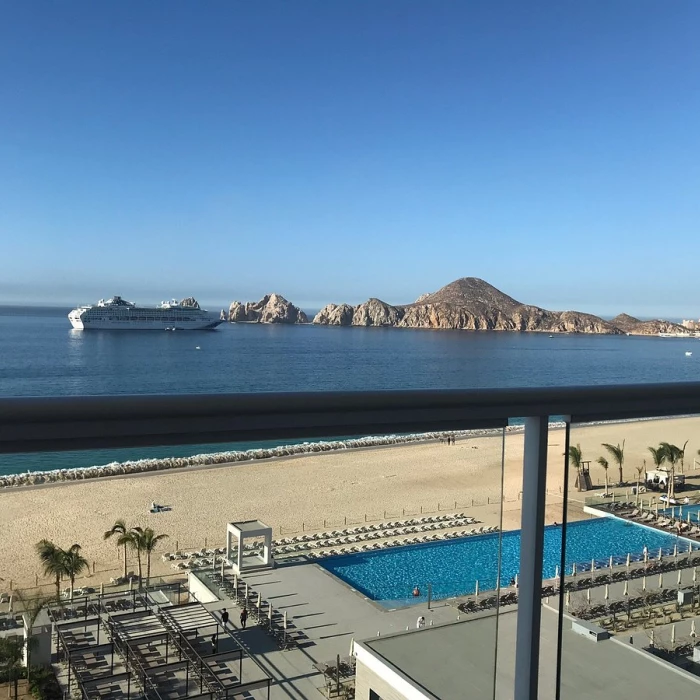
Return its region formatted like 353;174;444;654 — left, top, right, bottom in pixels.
187;572;220;603
354;645;431;700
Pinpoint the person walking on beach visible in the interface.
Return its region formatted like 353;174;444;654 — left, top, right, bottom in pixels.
240;607;248;629
221;608;229;626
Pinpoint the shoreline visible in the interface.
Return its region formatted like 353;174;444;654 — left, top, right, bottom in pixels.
0;413;689;490
2;415;700;592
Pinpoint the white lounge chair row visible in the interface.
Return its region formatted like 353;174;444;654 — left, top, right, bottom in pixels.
300;526;500;559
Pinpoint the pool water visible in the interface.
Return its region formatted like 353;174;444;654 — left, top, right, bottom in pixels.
320;517;696;608
662;503;700;520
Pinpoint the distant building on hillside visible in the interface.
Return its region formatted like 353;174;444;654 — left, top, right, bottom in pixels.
682;319;699;330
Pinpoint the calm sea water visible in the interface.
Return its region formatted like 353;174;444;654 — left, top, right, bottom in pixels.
1;305;698;476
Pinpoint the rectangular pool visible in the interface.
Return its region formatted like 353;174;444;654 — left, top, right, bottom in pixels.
319;517;696;608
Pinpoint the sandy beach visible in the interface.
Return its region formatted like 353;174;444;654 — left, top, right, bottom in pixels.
1;415;699;594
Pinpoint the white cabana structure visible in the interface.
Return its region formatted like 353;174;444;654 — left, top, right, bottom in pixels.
227;519;274;575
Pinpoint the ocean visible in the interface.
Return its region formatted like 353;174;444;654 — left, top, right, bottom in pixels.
1;305;697;477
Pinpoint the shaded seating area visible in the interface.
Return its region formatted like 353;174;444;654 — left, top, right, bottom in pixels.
50;590;271;699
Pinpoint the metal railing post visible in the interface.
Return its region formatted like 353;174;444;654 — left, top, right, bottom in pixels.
514;416;549;700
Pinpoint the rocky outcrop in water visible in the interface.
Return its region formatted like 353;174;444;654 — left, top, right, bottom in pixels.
228;294;308;324
314;303;354;326
179;297;200;309
610;314;688;336
313;278;624;334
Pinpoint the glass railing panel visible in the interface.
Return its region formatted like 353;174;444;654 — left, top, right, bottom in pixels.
0;423;506;700
556;413;700;700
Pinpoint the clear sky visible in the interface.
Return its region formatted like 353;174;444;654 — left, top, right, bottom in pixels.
1;2;699;318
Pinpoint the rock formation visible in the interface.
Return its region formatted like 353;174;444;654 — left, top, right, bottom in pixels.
313;277;626;334
610;314;688;336
314;303;355;326
228;294;308;324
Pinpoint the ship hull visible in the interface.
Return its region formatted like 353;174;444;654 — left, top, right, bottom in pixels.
69;316;224;331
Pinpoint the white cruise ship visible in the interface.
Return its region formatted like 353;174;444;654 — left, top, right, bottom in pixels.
68;296;224;330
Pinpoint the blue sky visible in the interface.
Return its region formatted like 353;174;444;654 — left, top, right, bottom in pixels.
1;2;699;318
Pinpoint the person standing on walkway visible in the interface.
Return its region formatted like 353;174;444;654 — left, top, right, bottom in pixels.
240;607;248;629
221;608;229;626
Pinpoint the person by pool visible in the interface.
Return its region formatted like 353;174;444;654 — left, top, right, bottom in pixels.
412;586;421;597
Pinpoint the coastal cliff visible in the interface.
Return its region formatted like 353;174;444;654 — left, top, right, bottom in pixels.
312;278;648;335
228;294;308;324
610;314;687;336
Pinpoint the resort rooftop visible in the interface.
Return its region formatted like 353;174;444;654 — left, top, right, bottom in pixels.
356;607;700;700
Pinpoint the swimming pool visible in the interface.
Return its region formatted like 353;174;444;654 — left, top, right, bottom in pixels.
320;517;697;608
662;503;700;520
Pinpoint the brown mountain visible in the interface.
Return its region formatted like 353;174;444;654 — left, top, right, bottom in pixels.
314;278;634;334
610;313;688;336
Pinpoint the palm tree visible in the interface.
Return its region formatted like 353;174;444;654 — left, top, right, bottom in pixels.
597;457;610;494
122;530;143;586
601;440;625;486
568;444;584;491
678;440;689;473
0;636;25;700
648;445;666;469
660;442;682;500
62;544;89;598
635;463;645;495
35;540;64;601
104;519;130;579
133;527;169;586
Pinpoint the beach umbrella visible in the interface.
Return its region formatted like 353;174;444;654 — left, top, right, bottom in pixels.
257;591;262;610
671;624;676;646
349;637;355;656
565;592;570;608
245;582;249;601
609;556;614;572
586;587;591;604
604;584;609;600
642;575;646;591
555;565;559;580
129;578;133;592
659;573;664;589
655;501;659;516
572;562;577;576
651;629;655;646
643;548;648;564
671;506;675;519
268;602;273;622
688;513;692;525
680;506;684;518
694;567;697;584
658;548;663;562
677;570;682;586
7;595;12;613
691;620;697;638
626;553;631;569
591;559;596;574
674;544;678;559
100;582;104;596
220;559;225;580
514;574;518;588
623;580;628;596
283;610;287;630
